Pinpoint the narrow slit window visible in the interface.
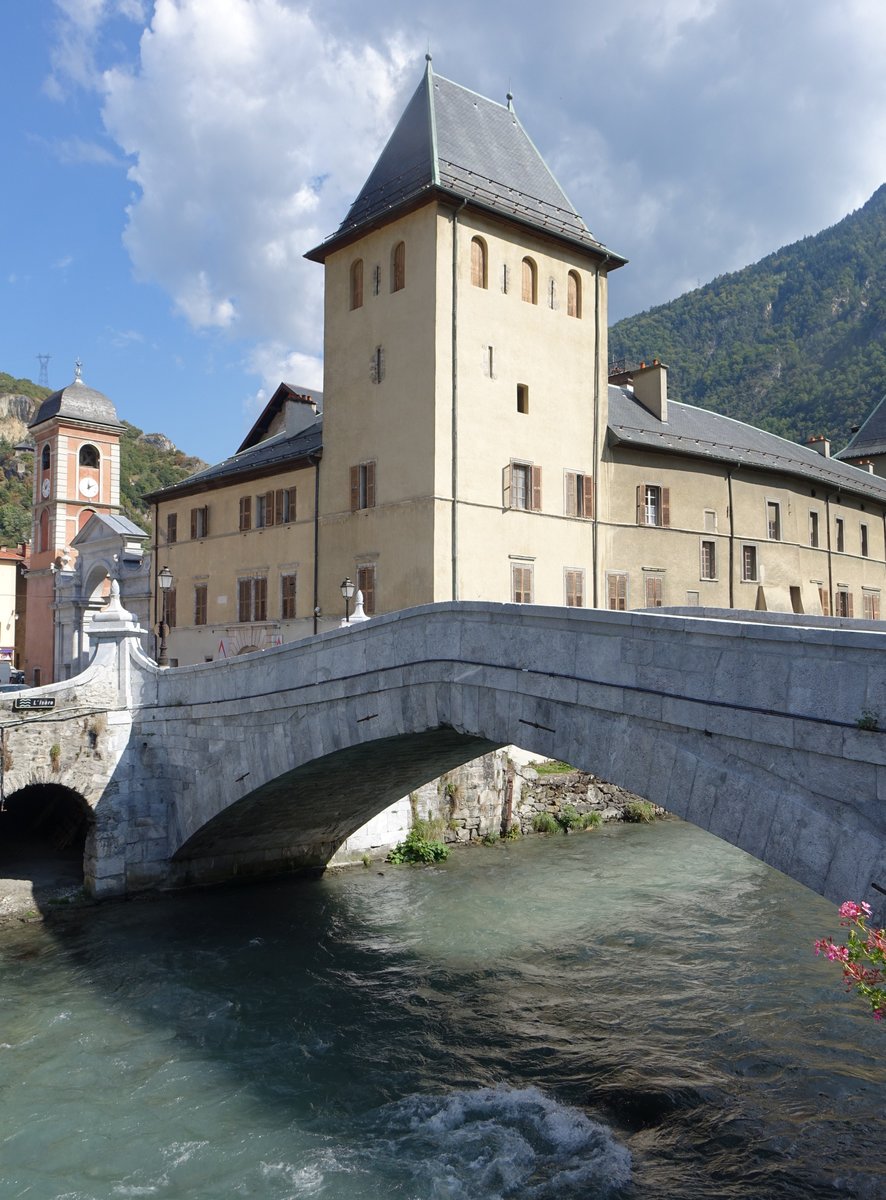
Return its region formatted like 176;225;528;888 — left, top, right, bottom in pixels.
517;383;529;414
470;237;487;288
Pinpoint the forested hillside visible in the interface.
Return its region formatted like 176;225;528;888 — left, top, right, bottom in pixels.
609;184;886;447
0;373;204;545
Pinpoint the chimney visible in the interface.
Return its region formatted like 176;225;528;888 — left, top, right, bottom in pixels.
632;359;668;423
284;394;320;437
859;459;875;473
807;435;831;458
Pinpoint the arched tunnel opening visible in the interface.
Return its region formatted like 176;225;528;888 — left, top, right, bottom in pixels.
0;784;91;890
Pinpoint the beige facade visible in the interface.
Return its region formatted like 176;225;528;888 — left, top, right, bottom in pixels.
147;66;886;667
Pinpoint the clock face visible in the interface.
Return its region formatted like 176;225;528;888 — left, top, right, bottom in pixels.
41;478;50;498
79;477;99;498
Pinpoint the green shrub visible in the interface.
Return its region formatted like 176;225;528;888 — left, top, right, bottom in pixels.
856;709;880;732
580;810;602;829
502;823;522;841
531;811;559;834
622;800;656;824
557;804;585;831
532;760;576;775
387;823;450;865
481;831;499;846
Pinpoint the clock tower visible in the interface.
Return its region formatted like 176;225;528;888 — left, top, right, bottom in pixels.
23;364;125;684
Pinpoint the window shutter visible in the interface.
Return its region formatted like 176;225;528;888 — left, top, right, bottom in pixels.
358;565;376;614
502;464;511;508
564;472;577;517
262;491;273;526
287;486;296;521
274;489;284;526
238;579;251;622
582;474;594;519
636;485;644;525
660;488;670;527
366;461;376;508
350;465;360;512
608;575;617;608
531;465;542;512
255;578;267;622
239;496;251;532
847;592;854;618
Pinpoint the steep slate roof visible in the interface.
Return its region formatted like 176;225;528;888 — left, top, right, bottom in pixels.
608;386;886;503
30;378;124;431
306;61;625;266
143;420;322;504
238;382;323;453
834;393;886;461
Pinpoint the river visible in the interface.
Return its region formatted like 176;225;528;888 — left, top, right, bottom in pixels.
1;818;884;1199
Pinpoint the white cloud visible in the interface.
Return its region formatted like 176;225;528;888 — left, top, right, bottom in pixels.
98;0;413;360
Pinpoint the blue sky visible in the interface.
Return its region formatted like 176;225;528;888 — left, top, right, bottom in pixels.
3;1;886;466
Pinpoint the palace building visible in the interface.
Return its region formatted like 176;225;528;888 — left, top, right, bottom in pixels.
111;63;886;665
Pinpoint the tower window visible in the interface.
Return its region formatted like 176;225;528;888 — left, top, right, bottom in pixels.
391;241;405;292
567;271;581;318
79;444;99;468
350;259;363;310
517;384;529;414
470;237;488;288
521;257;537;304
41;444;50;471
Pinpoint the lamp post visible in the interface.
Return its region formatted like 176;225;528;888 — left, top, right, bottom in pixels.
340;577;355;625
157;565;173;668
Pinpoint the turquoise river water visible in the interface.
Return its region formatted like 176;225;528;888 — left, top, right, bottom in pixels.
1;819;884;1199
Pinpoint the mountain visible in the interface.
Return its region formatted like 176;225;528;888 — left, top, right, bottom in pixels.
608;185;886;448
0;374;205;546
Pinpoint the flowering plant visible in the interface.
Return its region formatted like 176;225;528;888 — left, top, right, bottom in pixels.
814;901;886;1021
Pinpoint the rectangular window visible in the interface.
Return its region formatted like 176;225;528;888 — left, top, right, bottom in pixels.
819;586;831;617
644;574;664;607
506;462;541;511
281;573;297;620
357;564;376;615
700;540;717;580
767;500;781;540
166;513;177;544
278;487;296;523
704;509;717;533
636;484;670;527
607;572;628;611
863;590;880;620
686;591;700;607
237;577;267;622
564;471;593;518
741;544;758;582
512;563;533;604
194;584;207;626
350;462;376;511
836;517;845;553
239;496;252;532
861;523;869;557
565;568;584;607
835;589;853;618
190;506;209;540
809;510;819;548
516;383;529;414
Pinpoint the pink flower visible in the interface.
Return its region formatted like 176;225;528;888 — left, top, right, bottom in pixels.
839;900;872;921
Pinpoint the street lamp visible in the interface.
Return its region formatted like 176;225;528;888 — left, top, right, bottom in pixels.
340;577;355;624
157;565;173;668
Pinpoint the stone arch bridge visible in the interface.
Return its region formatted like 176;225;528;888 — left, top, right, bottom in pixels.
2;588;885;920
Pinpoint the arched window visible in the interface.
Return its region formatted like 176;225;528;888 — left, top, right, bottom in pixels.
391;241;406;292
41;444;51;471
521;257;537;304
470;237;487;288
38;509;49;554
567;271;581;318
350;259;363;310
79;444;99;468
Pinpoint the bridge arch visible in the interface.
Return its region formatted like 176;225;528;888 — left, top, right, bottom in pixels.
0;782;92;891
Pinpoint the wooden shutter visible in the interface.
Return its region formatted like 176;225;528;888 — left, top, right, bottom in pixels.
350;465;360;511
847;592;854;618
190;508;197;539
531;465;542;512
166;589;176;628
286;486;296;522
358;565;376;614
365;461;376;508
566;569;583;607
238;579;251;622
645;575;663;607
502;464;511;509
392;242;405;291
660;488;670;527
254;577;267;622
819;587;830;616
167;513;177;544
282;574;296;619
194;585;207;625
263;491;274;526
582;474;594;519
274;489;284;526
636;485;644;525
564;472;577;517
239;496;251;532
